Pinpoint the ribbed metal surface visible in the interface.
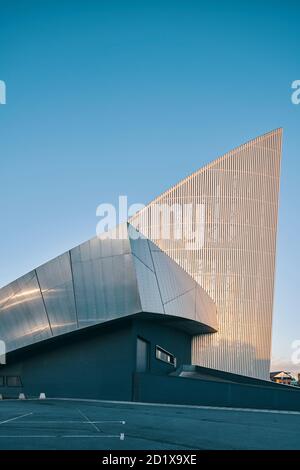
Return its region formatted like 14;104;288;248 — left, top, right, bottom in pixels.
130;129;282;379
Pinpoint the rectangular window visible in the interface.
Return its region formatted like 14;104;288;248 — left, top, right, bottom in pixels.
0;376;4;386
156;346;176;367
6;376;22;387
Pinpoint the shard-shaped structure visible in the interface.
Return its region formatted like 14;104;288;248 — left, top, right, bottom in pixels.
130;129;282;379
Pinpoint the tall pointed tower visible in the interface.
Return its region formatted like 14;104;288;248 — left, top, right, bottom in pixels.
130;129;282;379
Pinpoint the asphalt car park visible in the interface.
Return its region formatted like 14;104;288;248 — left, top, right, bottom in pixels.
0;398;300;450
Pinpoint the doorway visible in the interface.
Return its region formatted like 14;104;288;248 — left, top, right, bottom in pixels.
136;337;150;373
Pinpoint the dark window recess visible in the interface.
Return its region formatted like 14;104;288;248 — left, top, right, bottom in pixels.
156;346;177;367
0;376;4;386
6;376;22;387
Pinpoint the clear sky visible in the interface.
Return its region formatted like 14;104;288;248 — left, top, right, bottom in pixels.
0;0;299;373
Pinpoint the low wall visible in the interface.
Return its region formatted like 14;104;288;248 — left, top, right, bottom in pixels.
134;373;300;411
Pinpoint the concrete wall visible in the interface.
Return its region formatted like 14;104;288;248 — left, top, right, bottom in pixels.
2;315;299;413
0;318;191;400
0;323;134;400
134;373;300;412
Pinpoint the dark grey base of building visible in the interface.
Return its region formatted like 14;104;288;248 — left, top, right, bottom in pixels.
1;315;300;412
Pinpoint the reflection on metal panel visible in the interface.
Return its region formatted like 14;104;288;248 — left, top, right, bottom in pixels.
130;129;282;379
36;253;77;335
195;285;218;332
97;225;131;257
130;237;154;272
151;250;196;304
164;288;196;321
71;236;141;325
133;256;164;314
0;272;51;351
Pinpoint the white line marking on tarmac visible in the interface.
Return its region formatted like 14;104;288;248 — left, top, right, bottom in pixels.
62;435;123;438
0;436;55;438
7;420;126;424
0;412;33;426
77;408;101;432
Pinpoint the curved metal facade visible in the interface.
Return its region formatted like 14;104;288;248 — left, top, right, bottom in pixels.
130;129;282;379
0;224;217;353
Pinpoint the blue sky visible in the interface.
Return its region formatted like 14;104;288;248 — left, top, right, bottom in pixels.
0;0;299;371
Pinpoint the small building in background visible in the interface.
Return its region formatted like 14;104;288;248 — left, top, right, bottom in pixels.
270;371;294;385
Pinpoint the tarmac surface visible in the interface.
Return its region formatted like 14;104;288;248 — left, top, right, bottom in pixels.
0;398;299;450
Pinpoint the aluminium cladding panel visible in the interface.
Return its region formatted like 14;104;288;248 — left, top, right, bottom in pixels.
130;129;282;379
0;221;217;353
132;236;217;328
70;236;141;326
0;271;52;352
195;284;218;332
35;253;78;335
131;235;217;329
129;236;155;271
150;248;196;304
132;255;164;314
163;287;196;321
